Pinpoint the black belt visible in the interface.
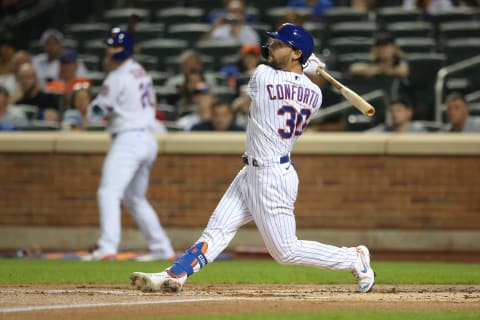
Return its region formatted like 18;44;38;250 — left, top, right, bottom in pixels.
242;155;290;167
111;128;148;139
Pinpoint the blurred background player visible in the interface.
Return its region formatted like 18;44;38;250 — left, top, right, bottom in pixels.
82;27;174;262
131;23;374;293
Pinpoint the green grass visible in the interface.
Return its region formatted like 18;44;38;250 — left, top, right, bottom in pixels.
0;259;479;285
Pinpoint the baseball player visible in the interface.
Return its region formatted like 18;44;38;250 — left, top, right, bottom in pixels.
82;28;174;261
131;24;375;291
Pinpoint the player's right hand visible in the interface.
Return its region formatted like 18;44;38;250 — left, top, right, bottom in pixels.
303;53;326;76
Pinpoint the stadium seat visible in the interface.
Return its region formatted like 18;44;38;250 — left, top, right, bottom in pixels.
264;7;312;29
83;39;106;57
431;8;477;29
138;39;188;65
134;0;183;13
376;7;422;27
149;71;171;86
166;23;211;47
335;52;371;72
396;37;437;54
323;7;370;25
65;23;109;53
79;54;100;71
326;22;377;47
131;23;165;42
103;8;152;25
155;7;205;25
195;40;242;69
386;21;434;39
437;21;480;51
444;39;480;65
406;53;446;120
135;54;159;70
327;37;373;56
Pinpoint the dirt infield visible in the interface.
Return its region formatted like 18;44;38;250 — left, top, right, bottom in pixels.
1;284;479;319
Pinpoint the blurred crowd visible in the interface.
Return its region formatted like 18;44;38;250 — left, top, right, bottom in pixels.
1;0;479;133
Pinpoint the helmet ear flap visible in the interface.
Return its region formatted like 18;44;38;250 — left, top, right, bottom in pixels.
261;45;269;60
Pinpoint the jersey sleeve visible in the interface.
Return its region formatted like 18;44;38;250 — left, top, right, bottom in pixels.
91;74;121;111
247;64;267;99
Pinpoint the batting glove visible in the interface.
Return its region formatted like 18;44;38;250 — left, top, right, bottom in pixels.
303;53;326;76
87;104;108;122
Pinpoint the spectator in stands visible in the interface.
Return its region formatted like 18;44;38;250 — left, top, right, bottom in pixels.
220;44;262;91
349;32;409;80
287;0;334;21
0;86;28;130
206;0;257;24
277;9;305;28
61;82;95;130
176;81;216;131
0;31;18;95
402;0;453;19
368;98;427;132
164;49;216;93
14;62;60;122
201;0;260;46
9;50;33;100
444;92;480;133
32;29;88;83
175;70;208;119
191;99;244;131
45;48;91;100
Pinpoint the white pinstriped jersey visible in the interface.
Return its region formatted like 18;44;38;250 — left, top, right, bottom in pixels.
246;64;322;159
92;59;156;134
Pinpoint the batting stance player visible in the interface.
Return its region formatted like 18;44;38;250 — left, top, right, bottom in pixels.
131;24;375;291
82;28;174;261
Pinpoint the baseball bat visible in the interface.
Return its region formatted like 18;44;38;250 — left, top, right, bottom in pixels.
316;67;376;117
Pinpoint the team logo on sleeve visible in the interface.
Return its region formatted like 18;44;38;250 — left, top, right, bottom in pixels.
100;84;110;96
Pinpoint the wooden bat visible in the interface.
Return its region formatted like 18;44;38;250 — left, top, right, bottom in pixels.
316;67;376;117
127;14;139;34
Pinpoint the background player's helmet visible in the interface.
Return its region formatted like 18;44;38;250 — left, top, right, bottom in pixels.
105;27;134;61
265;23;314;64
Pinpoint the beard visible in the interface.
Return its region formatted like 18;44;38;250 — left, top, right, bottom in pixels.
266;56;283;70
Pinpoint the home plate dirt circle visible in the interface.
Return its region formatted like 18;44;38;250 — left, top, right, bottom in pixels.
1;284;479;320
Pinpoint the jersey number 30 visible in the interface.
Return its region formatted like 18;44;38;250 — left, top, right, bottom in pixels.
277;105;312;139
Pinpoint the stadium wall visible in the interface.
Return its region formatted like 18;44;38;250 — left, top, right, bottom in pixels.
0;132;479;252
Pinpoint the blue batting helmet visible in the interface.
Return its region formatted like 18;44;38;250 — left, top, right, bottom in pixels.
105;27;134;61
266;23;314;64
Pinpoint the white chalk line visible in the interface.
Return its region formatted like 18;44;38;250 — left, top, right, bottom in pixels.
0;295;290;313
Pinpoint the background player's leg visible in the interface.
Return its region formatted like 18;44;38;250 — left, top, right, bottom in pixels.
123;133;175;259
246;164;357;270
97;134;143;254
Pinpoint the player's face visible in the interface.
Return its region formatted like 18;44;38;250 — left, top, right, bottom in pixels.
266;39;300;70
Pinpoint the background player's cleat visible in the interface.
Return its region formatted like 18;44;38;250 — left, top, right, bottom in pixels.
80;248;115;261
134;252;176;262
352;245;375;293
130;270;187;293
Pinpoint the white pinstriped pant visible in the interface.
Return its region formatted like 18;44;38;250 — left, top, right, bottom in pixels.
198;161;358;271
97;130;174;257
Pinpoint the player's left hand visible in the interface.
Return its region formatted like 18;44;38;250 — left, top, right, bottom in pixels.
303;53;326;76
